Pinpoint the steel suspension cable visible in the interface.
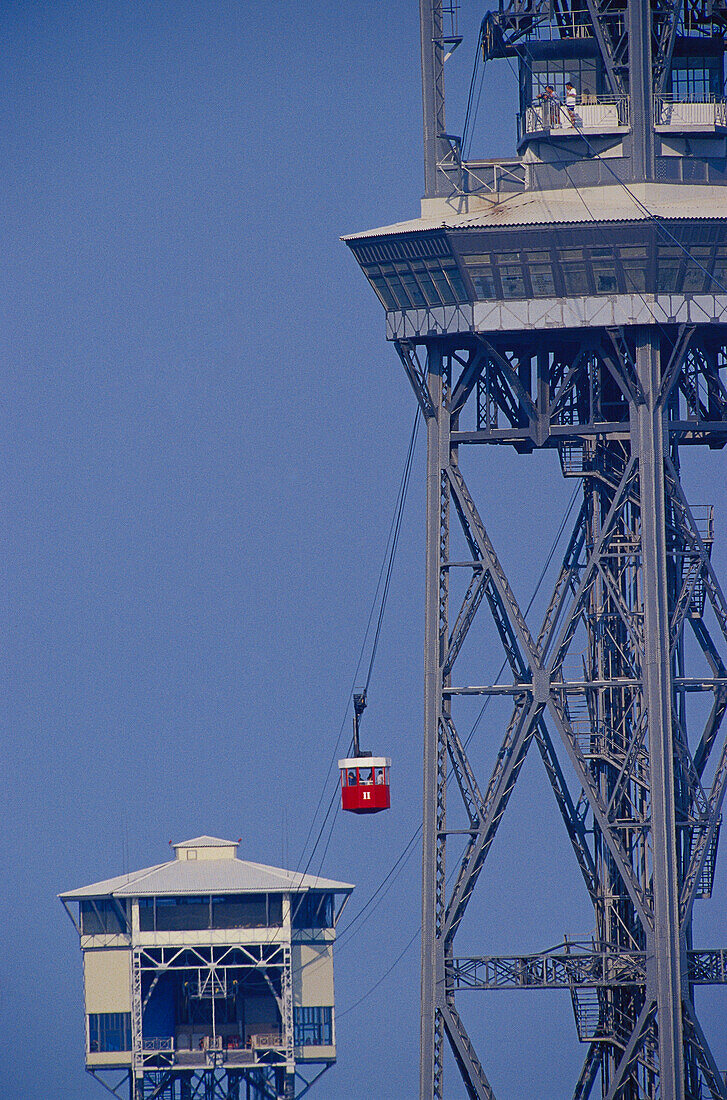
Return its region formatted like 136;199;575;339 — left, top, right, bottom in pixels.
296;408;421;875
335;481;580;964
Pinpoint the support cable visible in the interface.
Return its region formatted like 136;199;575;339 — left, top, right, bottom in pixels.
335;483;579;977
462;29;487;160
311;410;420;879
505;47;727;294
296;409;420;876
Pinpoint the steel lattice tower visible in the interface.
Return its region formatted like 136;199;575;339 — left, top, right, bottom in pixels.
346;0;727;1096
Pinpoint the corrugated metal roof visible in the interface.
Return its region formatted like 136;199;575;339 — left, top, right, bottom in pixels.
60;844;353;900
343;183;727;240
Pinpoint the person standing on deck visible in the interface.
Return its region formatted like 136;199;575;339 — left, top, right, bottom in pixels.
565;81;577;125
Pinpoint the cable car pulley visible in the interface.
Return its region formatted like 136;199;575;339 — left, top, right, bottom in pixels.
339;690;391;815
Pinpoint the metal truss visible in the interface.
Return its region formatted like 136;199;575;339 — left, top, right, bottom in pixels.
130;1066;294;1100
88;1064;308;1100
412;324;727;1099
126;943;298;1100
481;0;727;96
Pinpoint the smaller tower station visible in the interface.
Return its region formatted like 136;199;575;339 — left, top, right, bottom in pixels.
60;836;353;1100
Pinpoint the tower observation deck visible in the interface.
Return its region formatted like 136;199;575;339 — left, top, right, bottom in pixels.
61;837;352;1100
345;1;727;1097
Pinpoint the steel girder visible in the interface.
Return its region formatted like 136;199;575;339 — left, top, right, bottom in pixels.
129;1067;292;1100
482;0;727;97
412;324;727;1099
126;1066;304;1100
127;944;297;1100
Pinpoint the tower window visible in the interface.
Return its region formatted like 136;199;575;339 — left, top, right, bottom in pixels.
88;1013;131;1053
293;1006;332;1046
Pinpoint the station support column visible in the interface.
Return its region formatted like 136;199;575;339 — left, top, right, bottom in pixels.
421;346;449;1100
633;326;685;1099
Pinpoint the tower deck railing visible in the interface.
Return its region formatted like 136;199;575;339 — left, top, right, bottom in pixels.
519;95;630;142
654;93;727;130
436;133;527;196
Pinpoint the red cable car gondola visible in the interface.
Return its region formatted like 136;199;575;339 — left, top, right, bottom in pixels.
338;691;391;814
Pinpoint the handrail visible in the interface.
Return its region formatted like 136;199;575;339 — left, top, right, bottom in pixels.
654;95;727;127
521;95;630;138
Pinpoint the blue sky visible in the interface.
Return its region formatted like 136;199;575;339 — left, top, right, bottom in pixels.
3;2;725;1097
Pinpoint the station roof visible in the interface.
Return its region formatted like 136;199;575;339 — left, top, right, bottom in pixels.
60;836;354;900
343;183;727;240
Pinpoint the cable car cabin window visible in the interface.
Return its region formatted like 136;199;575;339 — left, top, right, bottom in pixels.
80;899;128;936
346;768;357;786
375;767;386;784
292;892;334;929
358;767;373;785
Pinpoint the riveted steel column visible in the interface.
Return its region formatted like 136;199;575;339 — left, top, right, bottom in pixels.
628;0;655;181
633;326;685;1099
420;0;448;198
421;345;448;1100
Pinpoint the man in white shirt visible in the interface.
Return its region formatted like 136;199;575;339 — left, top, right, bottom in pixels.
565;81;577;125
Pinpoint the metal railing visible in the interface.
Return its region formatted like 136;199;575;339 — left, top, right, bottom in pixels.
520;95;629;139
654;94;727;128
436;132;527;195
142;1037;174;1051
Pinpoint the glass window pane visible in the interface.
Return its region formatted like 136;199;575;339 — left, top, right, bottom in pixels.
388;280;413;310
499;266;526;298
529;263;556;296
429;268;457;304
211;894;267;929
268;893;283;926
473;274;496;299
294;1006;332;1046
593;267;619;293
562;264;589;295
80;900;127;935
621;263;647;293
138;898;154;932
683;248;712;292
397;269;426;307
155;897;210;932
89;1013;132;1053
369;276;397;310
